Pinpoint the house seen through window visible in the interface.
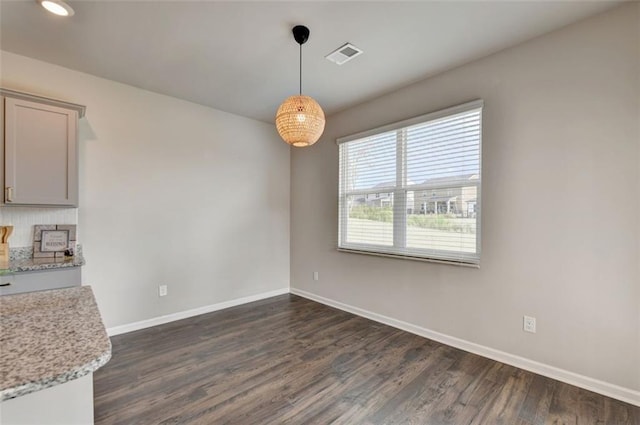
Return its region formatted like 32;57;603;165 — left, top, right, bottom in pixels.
337;100;483;265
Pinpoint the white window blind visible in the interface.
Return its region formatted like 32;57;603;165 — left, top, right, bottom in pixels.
337;100;483;266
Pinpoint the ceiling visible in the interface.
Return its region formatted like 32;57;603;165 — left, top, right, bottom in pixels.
0;1;621;123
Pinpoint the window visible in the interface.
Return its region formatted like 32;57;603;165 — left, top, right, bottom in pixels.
337;100;483;266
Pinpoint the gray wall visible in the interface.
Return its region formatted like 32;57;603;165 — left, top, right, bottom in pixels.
291;4;640;392
1;51;291;328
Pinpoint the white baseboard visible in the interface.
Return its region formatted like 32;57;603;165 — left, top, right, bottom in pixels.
107;287;289;336
290;287;640;407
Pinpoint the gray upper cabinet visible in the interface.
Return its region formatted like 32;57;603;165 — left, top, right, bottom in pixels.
1;89;85;207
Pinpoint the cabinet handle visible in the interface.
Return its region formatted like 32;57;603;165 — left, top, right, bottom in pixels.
5;187;12;202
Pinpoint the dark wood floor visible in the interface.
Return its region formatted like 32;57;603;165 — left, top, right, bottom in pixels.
94;294;639;424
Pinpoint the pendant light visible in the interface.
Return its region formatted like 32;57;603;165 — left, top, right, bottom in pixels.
275;25;325;148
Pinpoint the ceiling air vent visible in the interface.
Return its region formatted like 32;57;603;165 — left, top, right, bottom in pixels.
325;43;363;65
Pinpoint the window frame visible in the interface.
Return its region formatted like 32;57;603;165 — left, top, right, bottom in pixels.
337;99;483;267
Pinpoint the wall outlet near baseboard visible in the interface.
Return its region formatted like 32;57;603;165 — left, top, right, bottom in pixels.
523;315;536;333
158;285;168;297
313;271;319;281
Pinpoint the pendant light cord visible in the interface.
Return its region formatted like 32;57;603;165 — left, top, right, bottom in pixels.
299;43;303;95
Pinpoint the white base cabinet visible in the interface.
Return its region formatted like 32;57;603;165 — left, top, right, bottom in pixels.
0;268;81;296
0;374;94;425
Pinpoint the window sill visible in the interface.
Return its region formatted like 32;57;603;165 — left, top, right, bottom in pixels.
337;248;480;268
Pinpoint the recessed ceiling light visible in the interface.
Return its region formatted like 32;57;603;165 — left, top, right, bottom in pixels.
38;0;74;17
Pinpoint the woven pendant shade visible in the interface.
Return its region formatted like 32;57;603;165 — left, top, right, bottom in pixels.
276;95;325;147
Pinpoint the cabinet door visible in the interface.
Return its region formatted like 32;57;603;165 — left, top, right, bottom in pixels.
4;97;78;206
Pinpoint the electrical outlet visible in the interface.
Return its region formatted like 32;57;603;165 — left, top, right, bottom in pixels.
523;315;536;333
313;271;319;281
158;285;168;297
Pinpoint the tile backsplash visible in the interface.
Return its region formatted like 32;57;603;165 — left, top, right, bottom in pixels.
0;207;78;247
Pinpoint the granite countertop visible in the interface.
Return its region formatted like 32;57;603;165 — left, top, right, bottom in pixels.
7;254;85;273
3;246;85;273
0;286;111;401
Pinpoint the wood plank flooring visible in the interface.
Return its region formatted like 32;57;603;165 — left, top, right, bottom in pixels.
94;294;639;424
